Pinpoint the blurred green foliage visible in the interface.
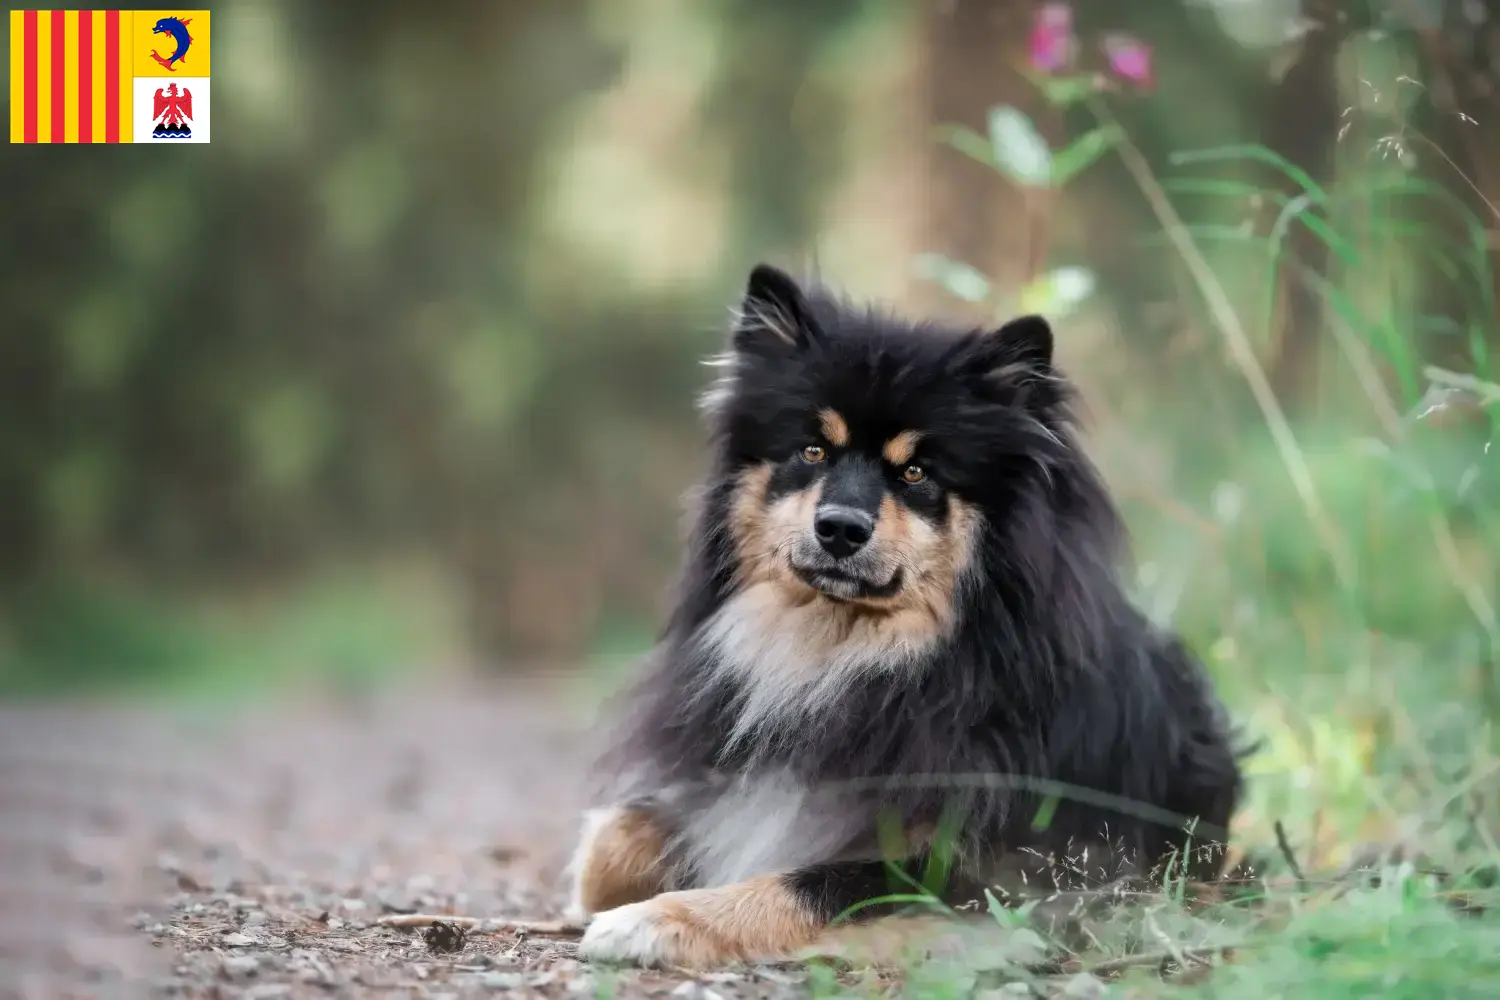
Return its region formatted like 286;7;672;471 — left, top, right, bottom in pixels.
0;569;447;697
1;0;880;687
899;0;1500;900
2;0;1499;723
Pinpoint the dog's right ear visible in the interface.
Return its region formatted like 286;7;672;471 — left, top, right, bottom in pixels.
732;263;819;355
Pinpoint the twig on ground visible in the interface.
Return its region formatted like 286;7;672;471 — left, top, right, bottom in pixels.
1086;944;1235;979
1273;820;1307;884
376;913;586;938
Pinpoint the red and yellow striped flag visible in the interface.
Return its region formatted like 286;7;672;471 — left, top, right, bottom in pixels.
10;9;131;142
10;9;212;143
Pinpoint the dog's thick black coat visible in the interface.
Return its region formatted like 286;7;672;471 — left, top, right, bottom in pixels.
592;265;1244;929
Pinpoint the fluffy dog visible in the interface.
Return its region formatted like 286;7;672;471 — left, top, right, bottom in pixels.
567;264;1244;969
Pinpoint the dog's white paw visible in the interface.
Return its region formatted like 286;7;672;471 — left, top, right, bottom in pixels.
578;899;675;967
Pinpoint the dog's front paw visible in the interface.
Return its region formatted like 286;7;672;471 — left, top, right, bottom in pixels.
578;898;680;967
577;879;816;970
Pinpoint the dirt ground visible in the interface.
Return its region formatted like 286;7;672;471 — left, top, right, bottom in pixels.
0;674;791;1000
2;675;1123;1000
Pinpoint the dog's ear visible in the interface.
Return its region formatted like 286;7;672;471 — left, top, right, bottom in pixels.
988;314;1053;371
732;264;819;356
959;314;1056;402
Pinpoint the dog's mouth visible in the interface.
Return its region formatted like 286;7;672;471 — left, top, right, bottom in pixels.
791;564;904;602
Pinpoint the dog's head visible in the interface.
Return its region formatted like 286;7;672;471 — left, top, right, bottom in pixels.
701;264;1079;631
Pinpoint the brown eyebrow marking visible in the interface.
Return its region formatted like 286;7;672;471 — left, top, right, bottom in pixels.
882;430;922;466
819;408;850;447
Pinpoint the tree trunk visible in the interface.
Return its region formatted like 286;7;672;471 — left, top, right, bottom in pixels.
913;0;1056;323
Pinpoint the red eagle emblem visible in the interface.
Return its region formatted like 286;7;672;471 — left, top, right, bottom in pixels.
151;83;194;138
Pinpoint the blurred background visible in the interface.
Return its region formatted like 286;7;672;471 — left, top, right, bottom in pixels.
3;0;1500;987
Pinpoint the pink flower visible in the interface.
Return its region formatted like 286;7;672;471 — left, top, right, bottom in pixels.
1101;32;1153;91
1028;2;1077;74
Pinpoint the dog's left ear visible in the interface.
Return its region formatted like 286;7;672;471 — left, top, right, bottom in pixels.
732;263;820;356
960;314;1055;398
963;314;1053;374
986;314;1053;372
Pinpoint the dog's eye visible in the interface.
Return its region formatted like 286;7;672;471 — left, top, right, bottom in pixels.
801;445;826;464
901;464;926;484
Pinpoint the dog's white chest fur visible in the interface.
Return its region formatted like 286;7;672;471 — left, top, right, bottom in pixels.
678;770;863;887
672;585;938;887
696;582;931;750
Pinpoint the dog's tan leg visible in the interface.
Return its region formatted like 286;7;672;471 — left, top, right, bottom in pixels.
565;805;672;921
578;874;821;969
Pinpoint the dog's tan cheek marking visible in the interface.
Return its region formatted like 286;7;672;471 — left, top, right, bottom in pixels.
728;463;823;597
762;484;822;601
877;494;912;552
882;430;922;466
641;876;822;968
728;463;774;580
818;408;850;447
917;497;980;626
868;494;980;640
944;497;980;580
571;807;671;917
877;496;944;638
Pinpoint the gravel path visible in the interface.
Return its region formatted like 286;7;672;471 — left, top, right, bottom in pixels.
0;675;657;999
0;675;1123;1000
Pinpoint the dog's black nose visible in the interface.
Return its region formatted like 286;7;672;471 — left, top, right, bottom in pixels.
814;506;874;559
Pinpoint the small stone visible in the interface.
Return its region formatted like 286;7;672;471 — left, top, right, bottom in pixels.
296;958;339;987
1005;928;1050;964
245;986;292;1000
479;972;526;989
1062;972;1108;998
978;985;1033;999
221;955;259;981
222;932;258;947
243;910;268;927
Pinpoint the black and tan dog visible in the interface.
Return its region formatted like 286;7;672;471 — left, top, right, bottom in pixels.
567;264;1244;968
